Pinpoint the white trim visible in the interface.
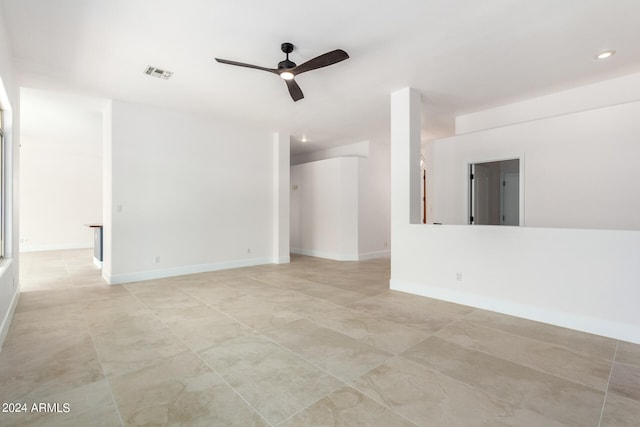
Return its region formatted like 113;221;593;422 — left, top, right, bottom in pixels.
390;279;640;345
103;257;274;285
466;154;525;226
20;244;93;253
0;284;19;351
272;256;291;264
358;250;391;261
290;247;358;261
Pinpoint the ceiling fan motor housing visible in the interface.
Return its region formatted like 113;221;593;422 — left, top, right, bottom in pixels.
279;42;296;69
278;59;296;70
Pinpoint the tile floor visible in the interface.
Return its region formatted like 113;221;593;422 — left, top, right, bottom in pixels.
1;249;639;426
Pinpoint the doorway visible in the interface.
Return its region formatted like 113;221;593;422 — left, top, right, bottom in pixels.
469;159;520;226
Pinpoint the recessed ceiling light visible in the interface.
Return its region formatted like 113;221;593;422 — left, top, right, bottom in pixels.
300;135;308;143
595;50;615;60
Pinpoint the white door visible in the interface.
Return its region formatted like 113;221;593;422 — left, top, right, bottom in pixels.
501;171;519;225
473;164;490;224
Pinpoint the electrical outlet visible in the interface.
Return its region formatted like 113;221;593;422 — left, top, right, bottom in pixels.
456;272;463;281
154;256;160;264
247;248;251;254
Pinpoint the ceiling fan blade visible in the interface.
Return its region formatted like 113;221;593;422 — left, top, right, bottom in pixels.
215;58;278;74
285;78;304;102
292;49;349;75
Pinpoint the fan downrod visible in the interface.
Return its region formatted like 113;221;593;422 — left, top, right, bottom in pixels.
278;42;296;70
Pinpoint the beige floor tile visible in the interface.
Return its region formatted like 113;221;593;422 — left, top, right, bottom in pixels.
14;289;79;313
352;356;565;427
6;250;630;426
280;386;418;427
263;318;392;381
305;306;431;354
464;309;617;361
401;336;605;426
434;320;612;390
253;274;367;306
615;340;640;367
1;379;121;427
347;290;472;332
284;293;346;317
110;351;267;426
75;283;131;303
0;334;104;402
81;294;149;323
92;326;188;377
305;274;389;297
608;361;640;402
20;250;105;292
216;294;306;330
83;306;163;336
2;310;87;349
600;392;640;427
199;334;343;425
211;276;281;295
180;282;253;308
155;304;253;351
131;289;204;311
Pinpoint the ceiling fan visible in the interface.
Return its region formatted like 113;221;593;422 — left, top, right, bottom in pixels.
215;42;349;102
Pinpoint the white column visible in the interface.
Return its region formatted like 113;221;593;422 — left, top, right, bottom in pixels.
101;101;114;283
272;132;290;264
390;87;422;230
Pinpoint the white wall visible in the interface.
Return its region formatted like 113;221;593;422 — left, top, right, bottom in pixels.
392;225;640;343
290;157;359;260
358;137;391;259
0;6;20;349
291;140;369;165
102;101;113;276
272;132;290;264
104;100;277;284
427;99;640;230
394;83;640;344
19;89;103;251
290;138;391;261
455;72;640;134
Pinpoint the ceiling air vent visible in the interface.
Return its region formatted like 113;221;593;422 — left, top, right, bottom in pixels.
144;66;173;80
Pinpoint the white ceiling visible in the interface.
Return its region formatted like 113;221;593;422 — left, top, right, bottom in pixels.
3;0;640;154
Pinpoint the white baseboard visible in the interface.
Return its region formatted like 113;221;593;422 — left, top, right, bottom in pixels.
291;248;390;262
20;244;93;253
390;279;640;345
358;250;391;261
291;248;359;261
104;257;274;285
272;256;291;264
0;286;20;351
